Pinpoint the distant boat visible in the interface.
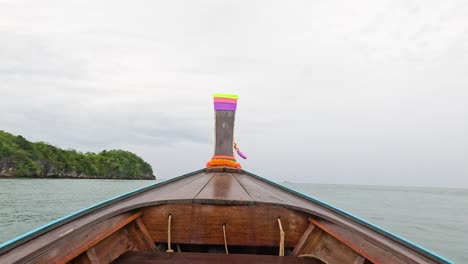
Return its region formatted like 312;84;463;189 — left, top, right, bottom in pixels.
0;94;451;264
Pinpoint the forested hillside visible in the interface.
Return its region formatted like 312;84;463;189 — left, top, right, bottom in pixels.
0;130;155;179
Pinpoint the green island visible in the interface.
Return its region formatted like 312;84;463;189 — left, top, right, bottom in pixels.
0;130;155;180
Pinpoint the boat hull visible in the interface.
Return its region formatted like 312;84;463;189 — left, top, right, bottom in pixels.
0;168;452;264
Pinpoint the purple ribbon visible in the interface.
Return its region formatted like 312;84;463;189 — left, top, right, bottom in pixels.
214;102;237;111
236;149;247;159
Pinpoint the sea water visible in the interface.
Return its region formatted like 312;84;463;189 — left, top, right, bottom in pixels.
0;179;466;263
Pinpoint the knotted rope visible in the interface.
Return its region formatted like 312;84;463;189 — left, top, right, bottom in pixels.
277;218;285;256
234;142;247;159
223;223;229;254
166;214;174;253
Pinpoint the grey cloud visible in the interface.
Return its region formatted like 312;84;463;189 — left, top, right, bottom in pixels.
0;32;87;80
0;0;467;187
1;106;209;150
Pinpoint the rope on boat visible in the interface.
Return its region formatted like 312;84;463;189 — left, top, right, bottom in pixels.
277;218;285;256
166;214;174;253
223;223;229;254
234;142;247;159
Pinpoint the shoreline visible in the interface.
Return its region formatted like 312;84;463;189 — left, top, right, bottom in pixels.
0;175;156;180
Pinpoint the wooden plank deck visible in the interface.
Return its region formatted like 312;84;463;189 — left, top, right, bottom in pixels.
194;173;253;205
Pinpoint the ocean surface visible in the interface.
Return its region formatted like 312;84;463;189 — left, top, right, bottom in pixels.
0;179;466;263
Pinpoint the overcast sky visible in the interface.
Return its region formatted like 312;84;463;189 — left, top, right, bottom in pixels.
1;0;467;187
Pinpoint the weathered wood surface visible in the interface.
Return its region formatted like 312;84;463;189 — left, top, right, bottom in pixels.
21;212;137;264
214;110;236;157
194;173;253;205
85;228;134;264
141;204;309;247
112;251;326;264
69;219;156;264
134;218;156;251
86;248;100;264
296;228;360;264
292;223;315;256
354;256;367;264
70;253;92;264
309;218;410;264
56;212;142;264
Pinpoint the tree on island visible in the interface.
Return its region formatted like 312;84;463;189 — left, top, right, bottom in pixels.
0;130;155;179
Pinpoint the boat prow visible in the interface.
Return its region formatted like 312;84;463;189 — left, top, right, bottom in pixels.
0;167;451;264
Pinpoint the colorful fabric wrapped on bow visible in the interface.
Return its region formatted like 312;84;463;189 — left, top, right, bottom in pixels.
206;93;244;169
